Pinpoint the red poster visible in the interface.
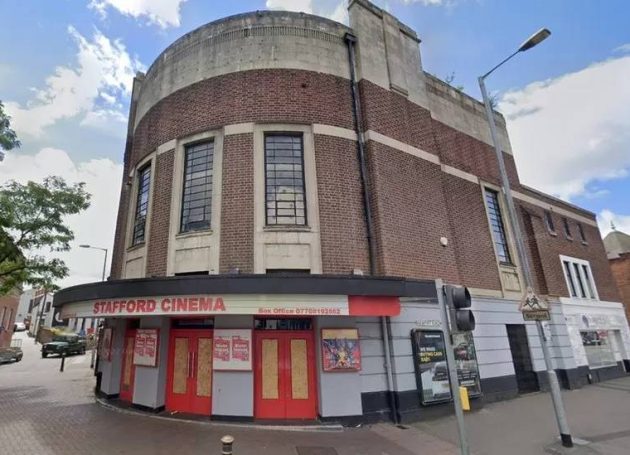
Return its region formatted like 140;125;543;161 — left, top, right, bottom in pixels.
134;333;146;357
214;338;230;362
133;329;159;367
145;335;156;358
232;337;250;362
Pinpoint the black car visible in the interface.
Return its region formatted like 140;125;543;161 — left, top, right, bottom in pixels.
41;335;86;358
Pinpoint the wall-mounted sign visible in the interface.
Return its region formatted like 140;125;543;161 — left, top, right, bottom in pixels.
60;295;400;319
411;330;481;405
321;328;361;372
99;327;113;362
133;329;159;367
213;329;252;371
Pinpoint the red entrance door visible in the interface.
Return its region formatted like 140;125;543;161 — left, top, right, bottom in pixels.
254;331;317;419
165;329;213;415
120;329;136;402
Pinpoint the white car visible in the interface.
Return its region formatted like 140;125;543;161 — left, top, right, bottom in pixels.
13;322;27;332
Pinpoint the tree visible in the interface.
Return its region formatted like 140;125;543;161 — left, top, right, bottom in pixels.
0;101;20;161
0;177;91;294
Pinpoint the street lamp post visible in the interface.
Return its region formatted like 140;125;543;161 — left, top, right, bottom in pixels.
79;244;108;370
478;29;573;448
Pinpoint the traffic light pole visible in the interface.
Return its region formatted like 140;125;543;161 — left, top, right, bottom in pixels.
436;279;469;455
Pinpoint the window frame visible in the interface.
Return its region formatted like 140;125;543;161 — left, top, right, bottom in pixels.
180;140;215;234
559;255;598;300
131;164;152;246
483;187;513;266
544;210;557;235
577;222;587;244
263;132;307;227
562;217;572;240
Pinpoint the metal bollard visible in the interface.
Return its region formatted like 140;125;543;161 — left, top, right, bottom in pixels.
221;435;234;455
60;352;66;372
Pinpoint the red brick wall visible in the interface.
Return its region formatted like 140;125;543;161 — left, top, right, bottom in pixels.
146;150;174;277
519;202;620;302
365;140;460;282
219;133;255;273
314;134;370;274
441;174;502;290
609;255;630;321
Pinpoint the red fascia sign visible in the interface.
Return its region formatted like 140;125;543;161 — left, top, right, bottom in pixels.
61;294;400;318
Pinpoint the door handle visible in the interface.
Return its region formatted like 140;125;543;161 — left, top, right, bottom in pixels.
191;351;196;378
187;352;191;378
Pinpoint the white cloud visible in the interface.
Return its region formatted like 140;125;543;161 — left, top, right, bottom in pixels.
499;53;630;201
615;43;630;54
0;148;123;288
266;0;348;24
598;210;630;237
89;0;187;28
5;26;142;138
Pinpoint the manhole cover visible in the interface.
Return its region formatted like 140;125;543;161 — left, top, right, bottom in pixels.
296;447;338;455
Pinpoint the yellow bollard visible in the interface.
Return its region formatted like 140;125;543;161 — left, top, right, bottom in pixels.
459;386;470;411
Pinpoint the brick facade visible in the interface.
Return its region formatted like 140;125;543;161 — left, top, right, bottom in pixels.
219;133;255;274
609;255;630;320
110;66;619;303
146;150;174;277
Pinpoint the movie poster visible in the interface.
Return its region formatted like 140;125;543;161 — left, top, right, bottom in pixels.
133;329;159;367
321;328;361;371
99;327;113;361
213;329;252;370
411;329;482;405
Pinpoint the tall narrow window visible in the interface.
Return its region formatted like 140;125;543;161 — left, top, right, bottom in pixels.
544;210;555;233
181;141;214;232
573;263;587;298
582;265;596;299
577;223;587;243
484;188;512;264
265;134;306;226
562;217;572;239
132;165;151;246
563;261;577;297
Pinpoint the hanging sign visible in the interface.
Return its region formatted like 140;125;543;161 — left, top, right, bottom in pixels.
133;329;159;367
213;329;252;371
321;328;361;371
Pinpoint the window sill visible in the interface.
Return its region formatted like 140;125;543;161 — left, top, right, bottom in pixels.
176;229;214;239
581;241;588;246
127;242;145;252
564;236;573;241
499;262;517;269
263;225;311;233
547;230;558;237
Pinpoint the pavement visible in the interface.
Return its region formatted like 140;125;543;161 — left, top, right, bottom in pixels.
0;331;456;455
2;331;630;455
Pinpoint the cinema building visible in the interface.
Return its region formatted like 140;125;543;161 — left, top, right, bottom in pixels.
54;0;630;423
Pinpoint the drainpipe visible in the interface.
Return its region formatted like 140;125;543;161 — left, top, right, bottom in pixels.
344;32;399;424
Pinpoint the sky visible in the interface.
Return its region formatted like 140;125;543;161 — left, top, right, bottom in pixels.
0;0;629;288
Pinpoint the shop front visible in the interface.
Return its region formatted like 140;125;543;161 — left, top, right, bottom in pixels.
54;275;433;422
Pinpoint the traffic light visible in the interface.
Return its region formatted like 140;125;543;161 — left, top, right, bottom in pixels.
444;285;475;332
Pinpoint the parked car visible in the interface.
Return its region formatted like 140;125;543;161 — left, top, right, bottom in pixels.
13;321;27;332
41;335;86;358
0;346;23;363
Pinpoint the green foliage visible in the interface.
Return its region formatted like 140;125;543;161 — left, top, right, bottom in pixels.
0;177;91;294
0;101;20;153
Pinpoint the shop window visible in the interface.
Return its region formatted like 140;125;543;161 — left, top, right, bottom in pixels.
562;217;572;239
181;141;214;233
254;318;312;330
132;165;151;246
581;331;616;368
264;134;306;226
484;188;512;265
544;210;556;234
560;255;598;300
